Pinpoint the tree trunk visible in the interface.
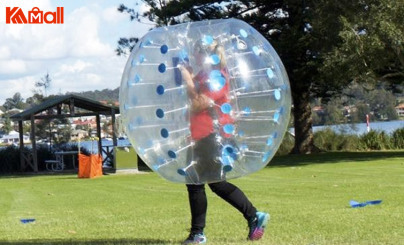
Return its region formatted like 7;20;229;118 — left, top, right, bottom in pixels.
291;86;315;154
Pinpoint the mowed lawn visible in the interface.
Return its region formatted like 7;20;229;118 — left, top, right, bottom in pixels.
0;152;403;245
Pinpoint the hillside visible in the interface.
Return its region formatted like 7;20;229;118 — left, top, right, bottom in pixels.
70;88;119;103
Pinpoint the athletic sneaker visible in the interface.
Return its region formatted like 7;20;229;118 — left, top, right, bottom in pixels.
247;211;270;240
182;232;207;244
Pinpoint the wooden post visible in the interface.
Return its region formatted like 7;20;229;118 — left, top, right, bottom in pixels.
69;98;75;116
111;109;117;169
30;115;38;172
57;104;62;115
18;120;25;171
96;114;102;155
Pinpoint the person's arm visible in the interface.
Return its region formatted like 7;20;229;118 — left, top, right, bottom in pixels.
180;66;212;113
180;66;198;99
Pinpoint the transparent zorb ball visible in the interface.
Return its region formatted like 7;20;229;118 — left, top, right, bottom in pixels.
119;19;291;184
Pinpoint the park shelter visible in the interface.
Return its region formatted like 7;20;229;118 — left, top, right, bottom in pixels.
10;94;120;172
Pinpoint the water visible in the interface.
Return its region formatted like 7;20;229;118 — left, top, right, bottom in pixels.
289;120;404;136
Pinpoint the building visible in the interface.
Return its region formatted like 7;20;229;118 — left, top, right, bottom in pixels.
70;129;89;141
0;130;30;145
396;103;404;117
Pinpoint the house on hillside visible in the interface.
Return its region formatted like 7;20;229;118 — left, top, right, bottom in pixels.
396;103;404;117
70;129;89;141
0;130;30;145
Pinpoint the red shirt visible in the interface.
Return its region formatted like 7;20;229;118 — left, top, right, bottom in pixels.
190;68;234;140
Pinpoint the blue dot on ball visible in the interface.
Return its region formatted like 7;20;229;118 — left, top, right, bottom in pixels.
158;63;166;73
139;55;145;63
273;112;280;122
202;35;214;45
267;68;274;78
221;103;232;114
168;150;177;159
238;130;245;137
262;151;272;163
210;54;220;65
266;138;273;146
252;46;260;56
223;124;235;134
138;147;145;154
160;45;168;54
161;128;169;138
210;70;221;79
156;85;165;95
156;108;165;118
240;29;248;38
134;74;141;83
243;107;251;116
225;145;234;154
274;89;281;101
209;76;225;91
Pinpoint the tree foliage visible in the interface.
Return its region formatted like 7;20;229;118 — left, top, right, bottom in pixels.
3;92;25;111
2;116;13;134
35;72;52;97
320;0;404;92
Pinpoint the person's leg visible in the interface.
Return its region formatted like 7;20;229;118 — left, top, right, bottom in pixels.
186;184;207;233
208;181;269;241
208;181;257;221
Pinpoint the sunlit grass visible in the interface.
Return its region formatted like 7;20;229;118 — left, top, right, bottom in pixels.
0;151;403;244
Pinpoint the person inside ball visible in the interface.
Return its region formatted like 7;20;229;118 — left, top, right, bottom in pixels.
178;36;270;244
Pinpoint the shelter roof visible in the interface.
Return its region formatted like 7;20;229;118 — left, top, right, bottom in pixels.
10;94;119;121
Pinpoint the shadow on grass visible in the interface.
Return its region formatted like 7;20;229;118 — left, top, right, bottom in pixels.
269;151;404;168
0;170;79;180
0;238;176;245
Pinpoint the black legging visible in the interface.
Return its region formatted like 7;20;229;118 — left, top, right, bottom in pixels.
186;181;257;233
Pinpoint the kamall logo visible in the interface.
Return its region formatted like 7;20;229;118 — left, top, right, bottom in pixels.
6;7;64;24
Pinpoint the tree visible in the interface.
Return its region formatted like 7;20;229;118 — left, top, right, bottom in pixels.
102;119;113;137
351;102;371;123
2;116;13;134
26;93;44;107
34;118;72;144
3;92;25;111
368;88;398;120
320;0;404;92
35;72;52;97
324;99;347;125
117;0;400;153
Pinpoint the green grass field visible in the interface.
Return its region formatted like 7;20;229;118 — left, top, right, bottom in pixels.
0;152;403;245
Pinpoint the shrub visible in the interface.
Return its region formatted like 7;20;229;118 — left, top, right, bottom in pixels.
360;130;392;150
314;128;365;151
276;131;295;155
338;134;363;151
391;128;404;149
314;128;342;151
0;145;20;173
